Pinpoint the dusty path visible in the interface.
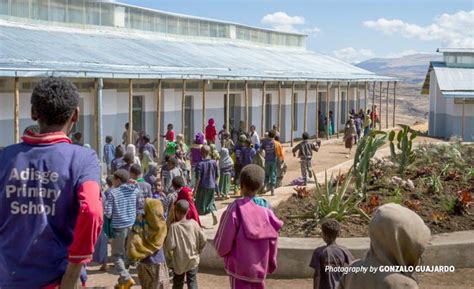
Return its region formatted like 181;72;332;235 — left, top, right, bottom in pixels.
87;131;455;288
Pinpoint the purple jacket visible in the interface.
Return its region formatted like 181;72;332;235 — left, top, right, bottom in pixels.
214;197;283;283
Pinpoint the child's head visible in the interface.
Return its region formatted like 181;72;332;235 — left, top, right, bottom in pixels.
172;176;186;190
201;145;211;159
321;219;340;244
168;157;178;169
250;125;256;132
155;179;163;192
113;169;130;187
174;200;189;221
105;135;113;143
125;122;130;130
123;152;134;165
167;123;174;131
115;145;124;158
267;130;276;139
129;164;142;179
73;132;82;141
208;118;215;126
143;135;150;143
31;78;80;133
272;124;279;131
244;139;252;148
239;164;264;197
105;176;114;189
302;132;309;140
163;154;171;166
274;135;280;142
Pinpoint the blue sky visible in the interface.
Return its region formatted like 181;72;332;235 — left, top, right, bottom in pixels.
120;0;473;63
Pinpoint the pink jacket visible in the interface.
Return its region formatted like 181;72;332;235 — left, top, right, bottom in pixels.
214;197;283;283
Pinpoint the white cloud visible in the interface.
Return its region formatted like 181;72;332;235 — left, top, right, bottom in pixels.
261;12;319;35
385;49;419;58
363;10;474;47
332;47;375;64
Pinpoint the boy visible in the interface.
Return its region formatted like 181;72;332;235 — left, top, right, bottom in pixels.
194;145;219;224
162;123;175;144
142;134;158;160
130;163;153;213
310;219;354;289
105;169;140;288
122;122;139;146
260;130;277;195
292;132;320;186
104;135;116;176
165;157;183;194
165;200;207;289
274;135;286;188
249;125;260;147
214;165;282;289
0;78;103;288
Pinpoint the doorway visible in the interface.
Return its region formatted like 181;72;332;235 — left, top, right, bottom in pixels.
133;95;144;133
265;93;272;132
184;95;194;144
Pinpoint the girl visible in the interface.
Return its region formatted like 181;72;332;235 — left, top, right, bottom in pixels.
127;144;141;166
344;118;357;157
194;145;219;225
218;148;234;200
205;118;217;144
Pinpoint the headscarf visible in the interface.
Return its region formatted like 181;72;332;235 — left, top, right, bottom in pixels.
142;150;152;173
195;132;205;145
176;134;189;153
128;198;168;262
219;148;233;169
164;141;177;156
210;144;220;160
208;118;215;126
339;203;431;289
127;144;137;156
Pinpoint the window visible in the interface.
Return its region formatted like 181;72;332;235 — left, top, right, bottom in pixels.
155;14;166;33
0;0;8;16
50;0;67;22
142;11;154;31
178;18;189;35
210;23;218;37
132;96;144;133
292;93;298;131
340;92;347;124
184;95;194;144
200;21;210;37
167;16;178;34
11;0;29;18
265;93;272;131
85;1;100;25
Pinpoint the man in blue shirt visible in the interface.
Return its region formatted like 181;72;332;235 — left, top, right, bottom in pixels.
260;130;277;195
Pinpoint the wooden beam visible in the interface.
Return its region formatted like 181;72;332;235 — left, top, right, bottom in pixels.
96;78;104;170
379;82;382;130
291;82;295;146
156;79;162;155
386;82;390;129
346;82;350;122
337;82;341;138
356;82;360;112
261;81;265;137
392;81;396;127
372;81;376;114
304;81;308;132
226;80;230;135
14;77;20;143
181;79;186;135
315;82;319;138
278;81;282;132
364;82;368;113
326;82;330;140
202;80;206;132
245;80;249;131
461;97;465;141
128;79;133;145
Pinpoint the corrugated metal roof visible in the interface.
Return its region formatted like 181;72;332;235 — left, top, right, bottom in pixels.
437;48;474;54
442;91;474;98
432;62;474;91
0;21;393;81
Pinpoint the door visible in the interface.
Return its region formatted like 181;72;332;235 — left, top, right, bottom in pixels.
184;95;193;144
265;93;272;132
132;95;144;133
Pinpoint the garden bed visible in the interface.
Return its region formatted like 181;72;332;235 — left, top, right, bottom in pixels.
275;142;474;238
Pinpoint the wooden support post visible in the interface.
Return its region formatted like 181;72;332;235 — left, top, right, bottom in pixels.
346;82;350;122
326;82;330;140
95;78;104;171
304;81;308;132
181;79;186;135
202;80;206;132
337;82;341;138
379;82;382;130
364;82;368;112
226;80;230;135
372;81;376;113
261;81;265;136
14;77;20;143
156;80;162;155
128;79;133;145
291;82;295;146
392;81;396;127
461;98;465;141
315;82;319;138
245;80;249;131
386;82;390;129
278;81;282;132
356;82;360;112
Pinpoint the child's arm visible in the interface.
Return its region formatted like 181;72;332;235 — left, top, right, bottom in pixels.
197;227;207;254
291;143;301;156
164;228;175;266
313;271;320;289
213;203;238;257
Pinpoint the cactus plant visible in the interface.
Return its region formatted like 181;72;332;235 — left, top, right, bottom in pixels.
353;130;387;197
389;125;417;176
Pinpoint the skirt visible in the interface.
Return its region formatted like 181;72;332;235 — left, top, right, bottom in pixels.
219;173;232;196
195;188;217;215
92;229;108;264
345;136;354;149
137;262;171;289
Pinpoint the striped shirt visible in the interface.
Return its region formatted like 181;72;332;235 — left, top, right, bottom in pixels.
105;183;139;229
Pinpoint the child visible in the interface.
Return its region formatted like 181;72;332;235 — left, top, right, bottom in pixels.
162;123;175;144
241;139;256;168
105;169;140;288
260;130;277;195
111;145;125;174
214;165;283;289
165;200;207;289
165;157;183;194
142;134;157;160
218;148;234;200
120;152;135;172
249;125;260;147
205;118;217;144
363;111;372;136
172;176;201;226
339;204;431;289
128;198;170;289
274;135;286;188
153;179;172;220
292;132;320;186
104;135;116;176
310;219;354;289
176;150;190;184
93;176;114;272
189;132;205;186
175;133;189;155
210;143;220;161
343;118;356;157
130;163;153;203
126;144;141;166
194;145;219;225
144;162;159;191
160;155;171;192
220;130;235;154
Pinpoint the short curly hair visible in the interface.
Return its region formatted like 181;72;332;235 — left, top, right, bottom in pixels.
31;77;79;126
321;219;341;241
239;164;264;194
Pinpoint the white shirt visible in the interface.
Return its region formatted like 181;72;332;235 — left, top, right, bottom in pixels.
250;131;260;146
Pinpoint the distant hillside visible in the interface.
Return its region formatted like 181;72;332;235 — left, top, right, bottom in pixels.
356;53;442;84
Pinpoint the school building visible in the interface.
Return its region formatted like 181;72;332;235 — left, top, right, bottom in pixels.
422;48;474;142
0;0;397;160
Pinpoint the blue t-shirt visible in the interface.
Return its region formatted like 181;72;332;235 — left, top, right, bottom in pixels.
0;142;100;288
260;138;276;162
